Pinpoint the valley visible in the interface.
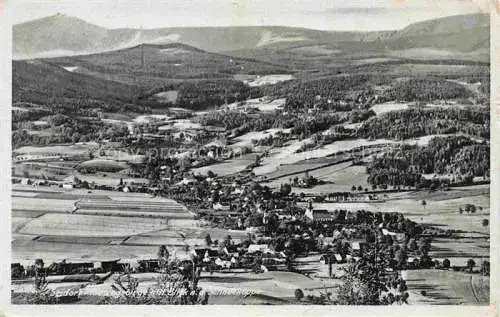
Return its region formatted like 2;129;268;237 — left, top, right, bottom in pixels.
10;12;490;306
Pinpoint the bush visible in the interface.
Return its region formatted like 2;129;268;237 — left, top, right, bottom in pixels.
294;288;304;301
442;259;451;269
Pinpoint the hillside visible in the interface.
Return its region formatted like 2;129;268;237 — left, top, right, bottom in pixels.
384;14;489;53
43;43;289;88
12;49;268;111
12;60;138;105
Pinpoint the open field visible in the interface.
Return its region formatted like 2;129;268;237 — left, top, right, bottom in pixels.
147;227;249;241
13;162;73;181
76;198;188;212
13;142;98;156
12;196;77;213
78;159;129;172
12;239;159;263
370;102;410;115
429;238;489;266
229;128;292;149
403;270;489;305
11;187;222;264
266;161;371;190
124;236;206;246
261;155;352;181
133;114;170;124
12;217;33;232
73;172;149;187
226;97;286;112
18;213;170;237
73;209;194;219
255;133;477;176
254;136;439;176
270;163;371;194
234;74;294;87
153;90;179;103
191;153;258;176
100;150;144;164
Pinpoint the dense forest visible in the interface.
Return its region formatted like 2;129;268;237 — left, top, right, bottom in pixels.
383;78;472;102
261;74;387;110
358;108;489;140
367;136;489;187
141;80;263;110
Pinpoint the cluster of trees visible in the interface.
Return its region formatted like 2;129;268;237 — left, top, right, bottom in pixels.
350;109;376;123
195;110;276;131
291;113;348;139
289;172;323;188
367;136;489;187
12;107;51;123
141;79;262;111
196;108;348;142
297;127;356;152
261;74;389;110
104;255;209;305
337;258;409;305
12;116;130;149
358;108;489;140
451;144;490;176
382;78;472;102
251;133;288;147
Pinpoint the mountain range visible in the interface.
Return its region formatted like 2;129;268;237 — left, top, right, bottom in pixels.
14;13;490;60
12;13;490;111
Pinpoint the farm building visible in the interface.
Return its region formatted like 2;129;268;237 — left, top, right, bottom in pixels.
305;208;335;222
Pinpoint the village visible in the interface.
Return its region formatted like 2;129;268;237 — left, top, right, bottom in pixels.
11;142;490;304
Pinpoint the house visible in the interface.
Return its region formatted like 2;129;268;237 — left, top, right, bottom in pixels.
137;259;160;272
304;201;335;222
47;260;94;275
177;178;198;186
213;203;230;211
247;244;273;254
172;248;198;261
305;208;335;222
350;239;367;256
204;126;226;133
11;263;25;279
99;259;122;272
117;259;141;272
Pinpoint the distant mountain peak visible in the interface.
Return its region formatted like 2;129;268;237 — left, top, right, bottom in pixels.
18;12;102;28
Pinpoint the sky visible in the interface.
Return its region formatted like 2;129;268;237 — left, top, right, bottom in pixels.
10;0;490;31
